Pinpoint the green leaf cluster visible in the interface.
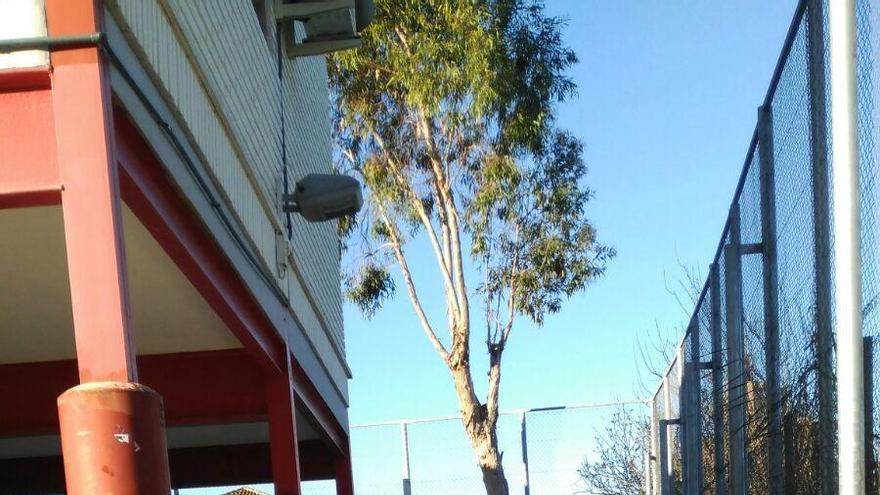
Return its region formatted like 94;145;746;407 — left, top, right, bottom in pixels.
331;0;614;329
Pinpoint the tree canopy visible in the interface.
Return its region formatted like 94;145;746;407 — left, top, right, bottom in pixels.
329;1;613;492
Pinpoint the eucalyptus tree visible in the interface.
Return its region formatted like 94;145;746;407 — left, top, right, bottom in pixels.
330;1;613;492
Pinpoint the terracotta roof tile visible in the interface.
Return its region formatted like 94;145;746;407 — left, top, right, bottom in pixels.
219;488;271;495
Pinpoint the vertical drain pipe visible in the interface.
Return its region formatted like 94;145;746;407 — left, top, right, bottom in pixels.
828;0;866;492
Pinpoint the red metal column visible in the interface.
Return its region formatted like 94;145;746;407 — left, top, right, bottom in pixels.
335;451;355;495
47;0;134;384
267;351;303;495
44;1;171;493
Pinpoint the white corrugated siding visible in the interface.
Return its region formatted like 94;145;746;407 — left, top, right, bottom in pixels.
106;0;347;393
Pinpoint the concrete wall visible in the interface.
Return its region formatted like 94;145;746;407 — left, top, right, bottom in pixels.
105;0;348;399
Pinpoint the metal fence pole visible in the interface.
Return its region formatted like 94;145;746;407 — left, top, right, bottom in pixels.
520;412;531;495
864;336;876;494
660;418;671;495
674;345;686;495
783;412;797;495
664;372;673;485
758;104;784;495
806;1;837;492
660;418;681;495
651;399;660;495
710;262;726;495
828;0;866;492
688;318;704;495
724;203;747;495
401;422;412;495
679;344;691;495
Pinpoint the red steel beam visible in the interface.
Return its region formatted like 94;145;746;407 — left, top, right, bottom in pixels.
0;350;267;437
0;440;336;493
0;66;51;92
113;111;348;453
267;353;303;495
335;452;355;495
0;71;61;209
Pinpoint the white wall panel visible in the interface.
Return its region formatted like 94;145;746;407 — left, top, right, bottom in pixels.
106;0;348;397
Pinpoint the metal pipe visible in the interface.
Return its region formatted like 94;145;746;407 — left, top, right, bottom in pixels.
724;203;747;495
688;318;704;495
806;1;837;492
350;399;649;428
710;262;726;495
758;104;784;495
659;419;677;495
663;373;673;482
828;0;866;492
651;399;661;495
864;337;876;494
400;422;412;495
520;412;531;495
0;33;103;54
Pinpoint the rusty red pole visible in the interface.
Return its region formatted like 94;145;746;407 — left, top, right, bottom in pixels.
267;351;302;495
44;0;171;493
335;451;355;495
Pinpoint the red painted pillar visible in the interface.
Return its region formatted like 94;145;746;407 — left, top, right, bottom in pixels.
44;0;171;493
335;451;355;495
267;351;302;495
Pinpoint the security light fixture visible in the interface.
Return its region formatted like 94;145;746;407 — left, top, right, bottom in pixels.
282;173;363;222
275;0;375;58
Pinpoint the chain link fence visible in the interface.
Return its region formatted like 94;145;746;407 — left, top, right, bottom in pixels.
176;402;648;495
648;0;880;493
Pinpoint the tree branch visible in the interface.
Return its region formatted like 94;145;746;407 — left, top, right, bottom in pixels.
378;204;451;364
414;111;471;348
368;127;462;318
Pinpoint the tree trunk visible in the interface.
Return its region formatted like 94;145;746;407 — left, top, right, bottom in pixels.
474;429;510;495
450;354;510;495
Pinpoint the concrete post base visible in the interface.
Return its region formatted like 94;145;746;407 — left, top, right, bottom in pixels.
58;381;171;495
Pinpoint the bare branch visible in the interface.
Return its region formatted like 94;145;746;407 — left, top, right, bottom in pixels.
377;204;451;364
369;128;462;318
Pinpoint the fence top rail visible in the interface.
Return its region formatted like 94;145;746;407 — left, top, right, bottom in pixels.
349;399;651;428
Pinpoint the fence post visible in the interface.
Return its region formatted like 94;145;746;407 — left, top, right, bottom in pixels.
724;203;747;495
677;345;687;495
828;0;867;491
660;418;681;495
651;394;661;495
864;337;876;494
401;422;412;495
758;104;784;495
688;318;704;495
664;371;674;487
520;412;531;495
660;418;671;495
710;262;726;495
783;412;796;495
806;0;837;492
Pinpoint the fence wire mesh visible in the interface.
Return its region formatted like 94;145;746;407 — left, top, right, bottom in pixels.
176;403;648;495
648;0;880;493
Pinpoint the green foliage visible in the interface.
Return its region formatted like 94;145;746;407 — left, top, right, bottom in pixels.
331;2;612;490
330;0;613;330
344;263;396;318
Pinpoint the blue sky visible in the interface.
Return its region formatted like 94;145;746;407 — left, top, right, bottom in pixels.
343;0;800;426
183;2;806;494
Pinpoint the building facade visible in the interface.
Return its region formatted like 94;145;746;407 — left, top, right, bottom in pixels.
0;0;369;493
